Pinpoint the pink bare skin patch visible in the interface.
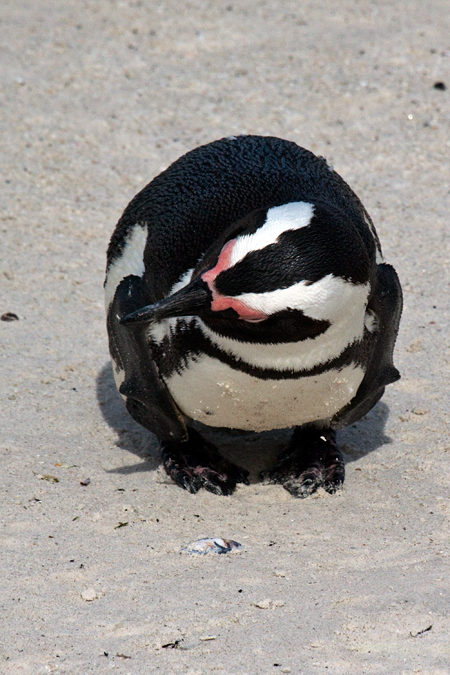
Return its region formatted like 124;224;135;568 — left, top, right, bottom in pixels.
201;239;267;323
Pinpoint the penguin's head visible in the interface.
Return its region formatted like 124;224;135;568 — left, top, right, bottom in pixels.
120;201;373;343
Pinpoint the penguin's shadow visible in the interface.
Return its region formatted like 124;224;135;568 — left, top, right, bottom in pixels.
96;361;393;481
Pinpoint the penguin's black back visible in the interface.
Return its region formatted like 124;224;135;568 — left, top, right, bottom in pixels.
107;135;378;301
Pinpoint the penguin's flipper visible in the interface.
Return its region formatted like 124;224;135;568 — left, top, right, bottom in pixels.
161;427;250;496
264;427;344;498
332;262;403;429
107;275;188;442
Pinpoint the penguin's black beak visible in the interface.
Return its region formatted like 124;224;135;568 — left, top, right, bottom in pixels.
119;277;210;326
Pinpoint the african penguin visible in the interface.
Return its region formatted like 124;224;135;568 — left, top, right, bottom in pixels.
105;135;402;498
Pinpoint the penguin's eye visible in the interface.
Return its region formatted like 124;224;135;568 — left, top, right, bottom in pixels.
216;307;240;320
209;306;267;324
241;316;266;324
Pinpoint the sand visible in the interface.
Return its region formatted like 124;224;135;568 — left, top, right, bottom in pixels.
1;1;449;673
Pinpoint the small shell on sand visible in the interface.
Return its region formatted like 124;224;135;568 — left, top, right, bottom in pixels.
81;587;98;601
182;538;243;555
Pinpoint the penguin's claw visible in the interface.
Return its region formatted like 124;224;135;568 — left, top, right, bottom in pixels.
262;427;344;498
161;428;249;496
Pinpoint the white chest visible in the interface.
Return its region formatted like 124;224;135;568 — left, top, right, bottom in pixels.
165;355;365;432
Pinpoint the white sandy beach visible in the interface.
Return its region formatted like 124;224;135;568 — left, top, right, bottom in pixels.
1;1;449;673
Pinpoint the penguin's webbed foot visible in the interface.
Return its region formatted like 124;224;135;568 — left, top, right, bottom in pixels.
263;427;344;498
161;427;249;496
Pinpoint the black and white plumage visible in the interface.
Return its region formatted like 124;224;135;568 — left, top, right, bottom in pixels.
105;135;402;497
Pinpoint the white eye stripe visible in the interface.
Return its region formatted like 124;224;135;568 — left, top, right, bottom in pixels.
230;201;314;267
230;275;370;323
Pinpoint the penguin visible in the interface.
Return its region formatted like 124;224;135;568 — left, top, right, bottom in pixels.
105;135;402;498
